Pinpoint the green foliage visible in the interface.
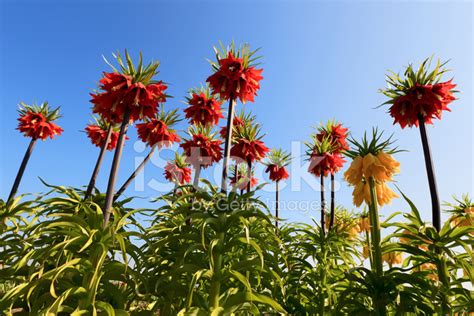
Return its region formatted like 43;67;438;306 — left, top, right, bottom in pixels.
140;181;285;315
0;186;145;315
277;215;361;315
1;183;472;315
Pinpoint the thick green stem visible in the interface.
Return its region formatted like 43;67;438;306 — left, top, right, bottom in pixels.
275;181;279;229
368;177;383;276
436;256;451;313
368;177;386;315
209;231;225;310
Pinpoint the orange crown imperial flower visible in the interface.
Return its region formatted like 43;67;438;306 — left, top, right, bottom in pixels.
306;135;345;177
164;153;192;185
230;121;269;164
17;102;63;140
230;164;258;191
85;115;124;151
180;125;223;168
90;51;168;124
136;108;181;149
206;42;263;104
264;148;291;182
380;57;457;128
445;194;474;236
184;86;224;127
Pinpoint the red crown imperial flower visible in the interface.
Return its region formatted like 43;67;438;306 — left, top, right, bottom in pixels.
180;125;223;168
230;164;258;190
230;121;269;164
207;44;263;104
266;164;289;182
136;108;181;148
306;136;345;177
90;51;167;124
17;102;63;140
184;87;224;126
381;58;457;128
164;154;192;185
85;116;124;151
317;121;349;153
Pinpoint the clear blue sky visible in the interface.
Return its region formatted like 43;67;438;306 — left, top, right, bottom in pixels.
1;0;472;226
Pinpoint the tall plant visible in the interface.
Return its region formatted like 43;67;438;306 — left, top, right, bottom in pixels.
7;102;62;205
84;115;122;199
379;57;457;231
343;129;400;315
264;148;291;228
206;42;263;193
90;51;167;225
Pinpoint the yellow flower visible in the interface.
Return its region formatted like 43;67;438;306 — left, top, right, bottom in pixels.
450;213;473;235
419;263;438;281
399;229;412;244
362;153;391;182
344;156;363;185
399;229;430;250
357;216;371;233
362;244;370;259
353;182;371;207
382;251;403;265
347;224;359;240
377;151;400;176
375;182;399;206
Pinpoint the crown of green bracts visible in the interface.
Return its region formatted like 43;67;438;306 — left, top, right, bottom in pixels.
104;50;162;85
89;115;120;132
172;152;190;169
233;120;265;142
265;148;291;168
18;102;61;122
142;107;181;127
379;57;454;104
186;84;219;101
210;41;262;70
305;133;335;158
345;128;400;158
186;124;218;139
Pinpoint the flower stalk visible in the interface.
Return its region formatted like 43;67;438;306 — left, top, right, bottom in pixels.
417;114;441;231
7;138;36;205
103;109;131;226
193;164;201;189
320;174;326;235
209;230;225;309
275;181;280;228
220;98;236;193
85;124;113;199
368;177;383;276
368;177;386;315
114;144;157;201
329;173;335;230
246;160;252;193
